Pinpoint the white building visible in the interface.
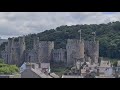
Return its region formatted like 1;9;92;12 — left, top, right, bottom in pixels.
40;63;51;73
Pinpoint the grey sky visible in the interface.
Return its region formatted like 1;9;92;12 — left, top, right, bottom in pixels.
0;12;119;39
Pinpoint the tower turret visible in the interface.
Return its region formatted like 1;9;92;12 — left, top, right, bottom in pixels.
38;41;54;63
66;39;84;67
33;36;39;51
19;36;26;66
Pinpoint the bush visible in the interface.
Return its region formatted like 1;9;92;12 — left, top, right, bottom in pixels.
0;59;4;64
0;64;19;75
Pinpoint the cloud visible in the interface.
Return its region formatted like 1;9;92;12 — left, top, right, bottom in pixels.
0;12;120;39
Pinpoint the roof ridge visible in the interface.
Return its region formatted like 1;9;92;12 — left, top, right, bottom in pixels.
31;68;52;78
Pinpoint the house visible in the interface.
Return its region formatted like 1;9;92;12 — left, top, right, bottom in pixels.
50;73;60;78
61;75;83;78
21;62;52;78
95;75;115;78
20;62;27;73
98;61;112;75
117;61;120;66
20;62;39;73
40;63;51;73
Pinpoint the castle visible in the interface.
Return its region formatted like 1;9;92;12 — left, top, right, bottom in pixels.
1;32;99;67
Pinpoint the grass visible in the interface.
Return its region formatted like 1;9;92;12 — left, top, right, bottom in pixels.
50;62;70;77
51;67;67;76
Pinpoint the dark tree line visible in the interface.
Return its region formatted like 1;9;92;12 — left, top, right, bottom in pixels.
1;21;120;59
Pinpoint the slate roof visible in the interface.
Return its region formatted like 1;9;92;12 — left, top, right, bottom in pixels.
50;73;60;78
62;75;83;78
31;68;52;78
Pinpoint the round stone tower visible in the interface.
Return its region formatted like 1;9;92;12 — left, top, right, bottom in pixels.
84;40;99;64
19;36;26;56
66;39;84;67
33;36;39;51
33;36;39;63
19;36;26;66
38;41;54;63
7;37;15;64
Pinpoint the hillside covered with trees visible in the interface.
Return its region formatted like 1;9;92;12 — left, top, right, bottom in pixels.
1;21;120;59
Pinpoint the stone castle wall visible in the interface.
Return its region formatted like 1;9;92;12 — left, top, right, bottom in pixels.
52;48;66;63
38;41;54;63
66;39;84;66
25;50;37;63
84;41;99;64
2;37;26;66
1;36;99;67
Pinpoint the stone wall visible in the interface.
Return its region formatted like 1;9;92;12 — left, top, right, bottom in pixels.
1;37;26;67
66;39;84;66
84;41;99;64
38;41;54;63
52;48;66;63
25;50;38;63
21;69;40;78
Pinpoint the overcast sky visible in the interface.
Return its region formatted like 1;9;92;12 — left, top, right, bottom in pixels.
0;12;120;39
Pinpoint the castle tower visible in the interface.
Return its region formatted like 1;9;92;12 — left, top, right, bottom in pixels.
84;40;99;64
66;39;84;67
7;37;15;64
19;36;26;56
7;38;12;64
38;41;54;63
11;37;16;64
84;32;99;64
18;36;26;66
33;36;39;51
4;44;8;63
33;36;39;63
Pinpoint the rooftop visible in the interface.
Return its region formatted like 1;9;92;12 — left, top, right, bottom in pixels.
50;73;60;78
62;75;83;78
31;68;52;78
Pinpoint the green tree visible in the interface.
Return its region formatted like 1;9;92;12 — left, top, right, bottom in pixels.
113;61;118;67
0;59;4;64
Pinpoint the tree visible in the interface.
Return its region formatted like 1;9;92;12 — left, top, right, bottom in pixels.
0;59;4;64
0;63;19;75
113;61;118;67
